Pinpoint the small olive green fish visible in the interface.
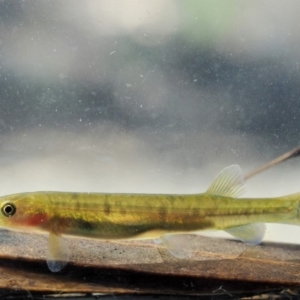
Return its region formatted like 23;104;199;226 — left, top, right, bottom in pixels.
0;165;299;272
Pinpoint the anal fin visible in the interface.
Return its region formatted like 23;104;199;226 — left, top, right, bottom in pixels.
225;223;266;245
47;232;70;272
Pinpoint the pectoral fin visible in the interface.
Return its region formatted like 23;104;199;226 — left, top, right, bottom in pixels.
46;232;70;272
225;223;266;245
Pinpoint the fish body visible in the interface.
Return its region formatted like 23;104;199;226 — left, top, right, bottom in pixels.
1;191;299;239
0;165;299;271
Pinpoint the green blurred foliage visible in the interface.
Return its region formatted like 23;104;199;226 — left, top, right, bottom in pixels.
178;0;238;45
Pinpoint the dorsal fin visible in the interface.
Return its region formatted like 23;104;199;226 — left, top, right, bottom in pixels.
206;165;245;198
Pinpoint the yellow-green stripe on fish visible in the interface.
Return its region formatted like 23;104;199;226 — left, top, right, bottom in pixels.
0;165;299;272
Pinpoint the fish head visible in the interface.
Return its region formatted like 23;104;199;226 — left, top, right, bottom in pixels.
0;193;49;231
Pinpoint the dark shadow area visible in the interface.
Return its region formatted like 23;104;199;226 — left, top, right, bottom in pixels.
0;256;292;298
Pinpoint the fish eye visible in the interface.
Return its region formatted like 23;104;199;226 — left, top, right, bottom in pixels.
1;203;16;217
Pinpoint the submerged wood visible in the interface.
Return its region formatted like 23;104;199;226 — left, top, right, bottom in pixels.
0;230;300;294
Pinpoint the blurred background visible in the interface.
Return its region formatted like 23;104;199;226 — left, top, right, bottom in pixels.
1;0;300;242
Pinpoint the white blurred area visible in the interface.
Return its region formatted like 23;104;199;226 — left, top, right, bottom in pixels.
4;0;179;79
1;0;300;247
0;126;261;195
4;1;300;78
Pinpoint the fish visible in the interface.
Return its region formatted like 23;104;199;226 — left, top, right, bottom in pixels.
0;164;299;272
